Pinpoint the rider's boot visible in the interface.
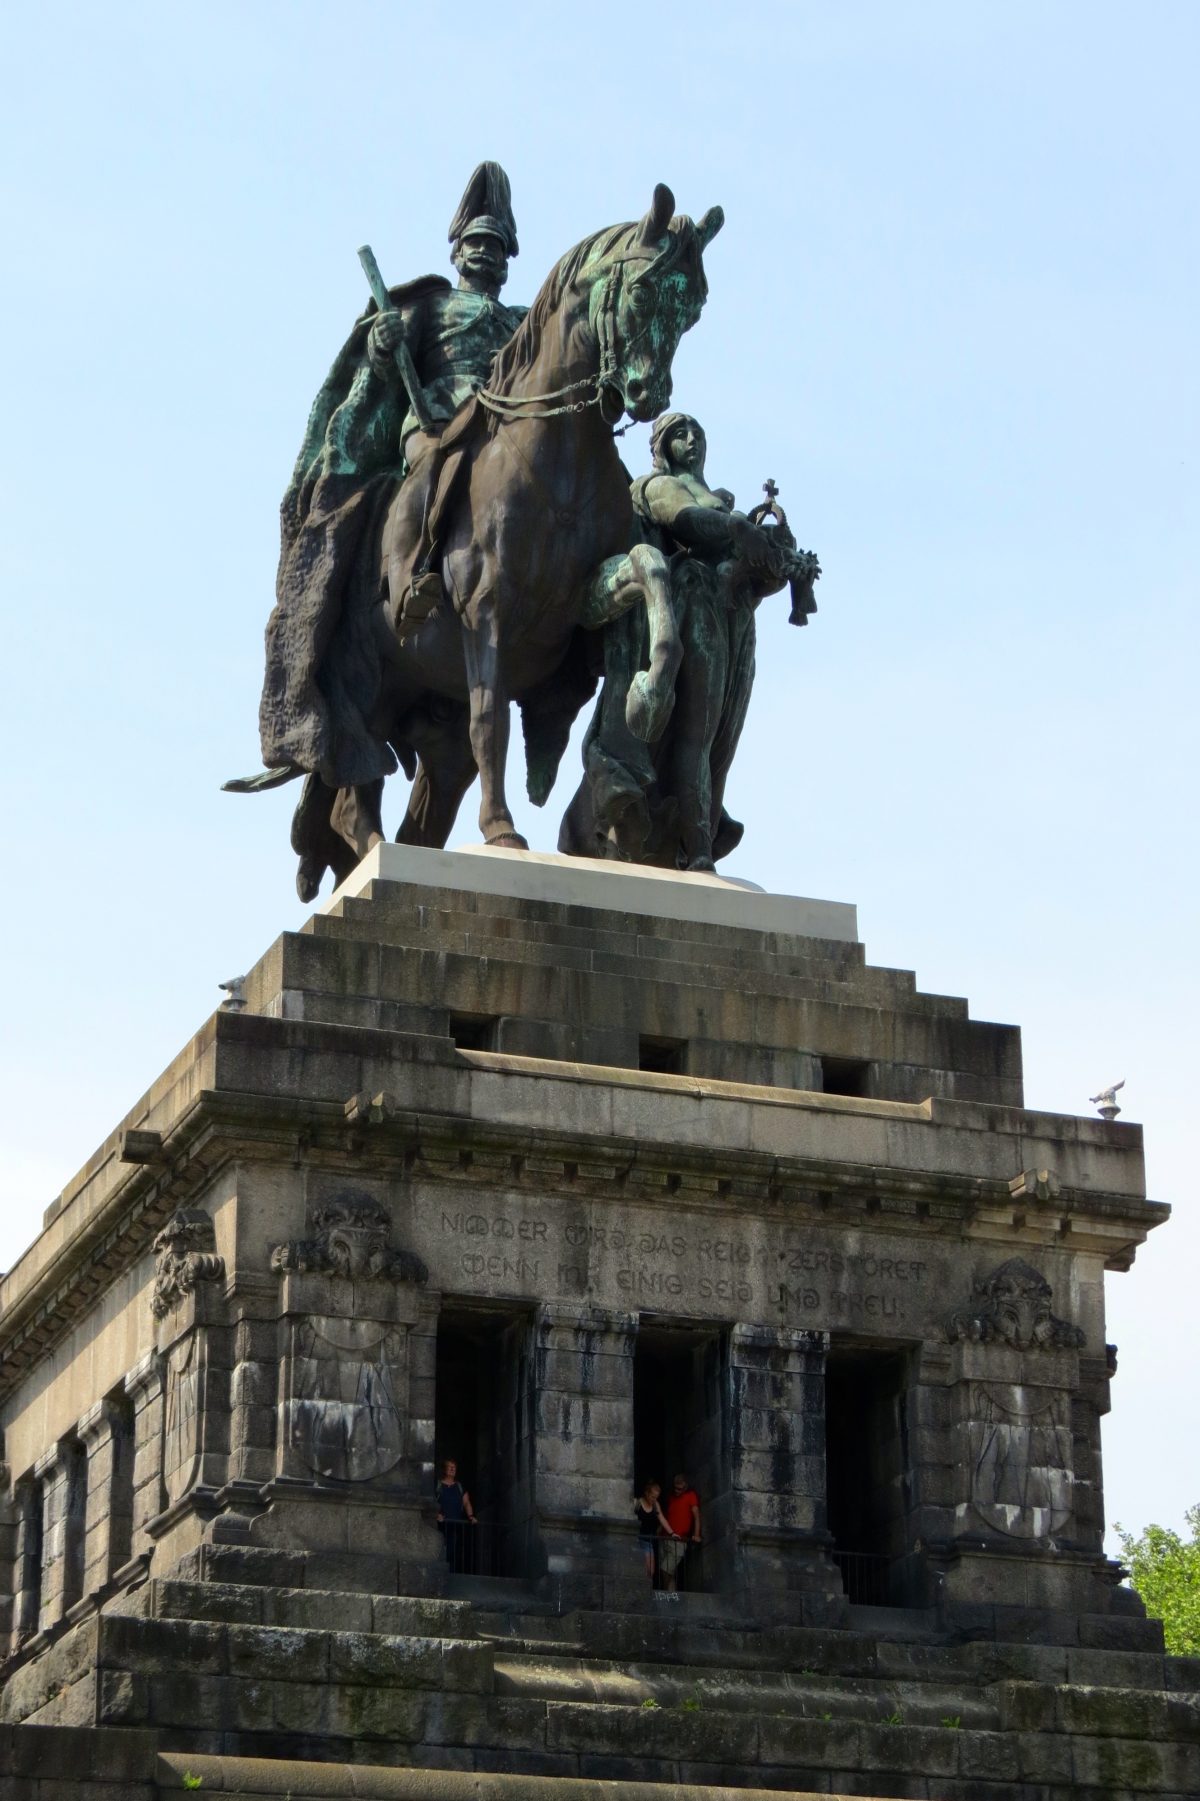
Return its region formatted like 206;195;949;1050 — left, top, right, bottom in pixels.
395;561;445;640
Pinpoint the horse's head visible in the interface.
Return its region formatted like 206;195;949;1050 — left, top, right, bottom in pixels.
595;185;724;424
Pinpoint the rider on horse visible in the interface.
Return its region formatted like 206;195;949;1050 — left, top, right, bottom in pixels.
256;163;526;794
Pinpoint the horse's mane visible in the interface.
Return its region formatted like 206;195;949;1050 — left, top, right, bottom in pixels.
488;221;641;395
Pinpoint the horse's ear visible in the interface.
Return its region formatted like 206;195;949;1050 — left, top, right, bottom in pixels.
638;183;676;246
696;206;725;250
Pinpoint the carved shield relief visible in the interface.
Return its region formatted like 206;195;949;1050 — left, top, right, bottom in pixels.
163;1335;203;1504
969;1382;1073;1540
285;1314;406;1482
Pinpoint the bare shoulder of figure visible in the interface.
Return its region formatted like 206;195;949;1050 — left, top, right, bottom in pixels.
638;470;698;522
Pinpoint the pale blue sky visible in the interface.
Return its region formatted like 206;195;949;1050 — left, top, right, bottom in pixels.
1;2;1196;1542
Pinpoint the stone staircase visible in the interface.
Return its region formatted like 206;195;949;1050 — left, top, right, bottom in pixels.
239;876;1024;1107
5;1576;1199;1798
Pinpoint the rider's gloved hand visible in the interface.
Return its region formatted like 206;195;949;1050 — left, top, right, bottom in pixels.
367;308;409;378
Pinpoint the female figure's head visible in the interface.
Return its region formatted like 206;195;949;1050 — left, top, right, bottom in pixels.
440;1458;458;1481
649;411;706;479
641;1479;662;1503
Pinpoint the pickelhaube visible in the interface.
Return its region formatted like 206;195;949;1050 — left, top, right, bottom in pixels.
448;161;519;258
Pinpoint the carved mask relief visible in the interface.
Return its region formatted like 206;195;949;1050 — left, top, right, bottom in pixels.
151;1208;225;1319
271;1194;428;1286
946;1258;1084;1351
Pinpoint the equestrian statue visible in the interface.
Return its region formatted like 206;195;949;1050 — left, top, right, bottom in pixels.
228;163;724;899
227;164;822;892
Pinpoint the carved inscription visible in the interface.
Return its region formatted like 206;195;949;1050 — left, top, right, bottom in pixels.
432;1206;933;1327
769;1247;927;1323
441;1209;546;1283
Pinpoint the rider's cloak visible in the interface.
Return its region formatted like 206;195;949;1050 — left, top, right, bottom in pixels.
259;276;449;789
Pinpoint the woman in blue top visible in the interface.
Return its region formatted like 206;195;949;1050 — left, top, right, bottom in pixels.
436;1458;477;1569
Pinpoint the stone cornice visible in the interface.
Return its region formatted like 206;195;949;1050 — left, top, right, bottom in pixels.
0;1067;1166;1400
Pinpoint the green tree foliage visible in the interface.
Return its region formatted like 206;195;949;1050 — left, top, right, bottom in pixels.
1116;1505;1200;1656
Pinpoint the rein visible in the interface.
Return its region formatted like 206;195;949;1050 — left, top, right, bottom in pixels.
476;257;638;424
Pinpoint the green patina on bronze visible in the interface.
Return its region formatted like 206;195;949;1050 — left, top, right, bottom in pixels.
559;413;820;872
228;163;823;894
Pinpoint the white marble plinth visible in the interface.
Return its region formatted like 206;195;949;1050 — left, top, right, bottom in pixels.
323;841;858;942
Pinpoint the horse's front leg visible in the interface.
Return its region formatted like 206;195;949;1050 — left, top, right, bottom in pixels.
462;608;527;849
580;544;680;743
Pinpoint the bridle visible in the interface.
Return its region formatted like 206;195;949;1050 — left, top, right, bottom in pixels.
476;254;662;426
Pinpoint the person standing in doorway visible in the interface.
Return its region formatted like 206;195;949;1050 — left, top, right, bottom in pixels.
634;1480;672;1586
436;1458;477;1570
659;1472;702;1592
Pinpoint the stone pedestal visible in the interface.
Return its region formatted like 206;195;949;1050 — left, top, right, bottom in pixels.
0;847;1182;1799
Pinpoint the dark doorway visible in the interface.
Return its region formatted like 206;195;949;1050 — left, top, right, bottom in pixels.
824;1344;911;1605
633;1320;728;1591
435;1305;534;1579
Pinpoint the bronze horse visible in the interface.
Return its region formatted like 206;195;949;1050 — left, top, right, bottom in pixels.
282;186;723;898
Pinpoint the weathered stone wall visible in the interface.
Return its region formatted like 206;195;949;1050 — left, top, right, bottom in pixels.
0;852;1180;1799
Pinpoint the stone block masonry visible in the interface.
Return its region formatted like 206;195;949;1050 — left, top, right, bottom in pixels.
0;847;1188;1800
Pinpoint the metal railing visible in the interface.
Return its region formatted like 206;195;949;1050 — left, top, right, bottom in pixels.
645;1537;709;1595
833;1548;892;1606
439;1519;530;1579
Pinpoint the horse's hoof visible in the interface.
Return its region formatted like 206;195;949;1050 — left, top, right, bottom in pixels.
686;856;716;874
484;831;529;851
625;671;675;743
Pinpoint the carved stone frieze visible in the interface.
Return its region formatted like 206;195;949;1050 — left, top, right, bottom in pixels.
151;1209;225;1319
969;1381;1073;1539
946;1257;1084;1351
271;1193;428;1284
286;1316;407;1482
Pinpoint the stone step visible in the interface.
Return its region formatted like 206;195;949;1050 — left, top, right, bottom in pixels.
492;1651;1001;1730
330;884;865;964
311;909;964;1018
316;901;870;981
15;1602;1199;1797
149;1744;914;1801
554;1609;1177;1695
140;1577;474;1640
997;1678;1200;1742
446;1573;559;1611
135;1579;1179;1702
286;942;984;1064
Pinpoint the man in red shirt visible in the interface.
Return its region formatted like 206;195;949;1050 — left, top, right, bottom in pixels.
659;1472;702;1591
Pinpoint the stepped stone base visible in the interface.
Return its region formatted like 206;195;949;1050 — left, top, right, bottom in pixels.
2;1725;906;1800
0;847;1187;1797
4;1573;1199;1798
